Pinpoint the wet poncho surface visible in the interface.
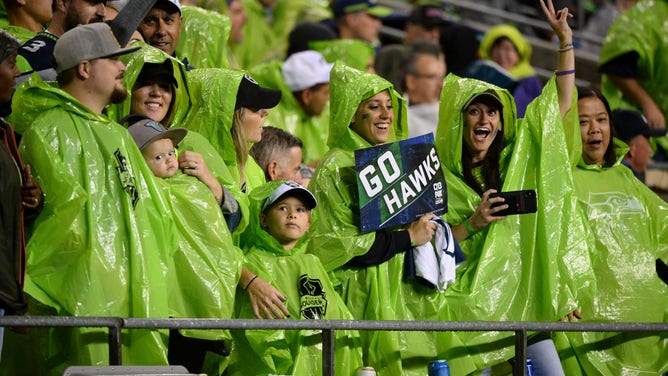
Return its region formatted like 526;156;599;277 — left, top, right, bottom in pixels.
307;63;479;375
555;138;668;374
4;74;178;373
435;74;595;369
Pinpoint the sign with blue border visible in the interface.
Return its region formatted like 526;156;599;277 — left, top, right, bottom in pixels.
355;134;447;233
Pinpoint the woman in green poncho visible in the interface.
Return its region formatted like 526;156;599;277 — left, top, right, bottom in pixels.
306;61;482;376
227;180;363;376
435;0;595;373
553;89;668;374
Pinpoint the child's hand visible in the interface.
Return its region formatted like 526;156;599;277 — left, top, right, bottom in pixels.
246;277;290;319
179;151;224;204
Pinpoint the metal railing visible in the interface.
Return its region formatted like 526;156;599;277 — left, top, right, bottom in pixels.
1;315;667;376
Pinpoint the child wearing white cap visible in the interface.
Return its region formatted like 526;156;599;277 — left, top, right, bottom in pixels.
227;180;363;376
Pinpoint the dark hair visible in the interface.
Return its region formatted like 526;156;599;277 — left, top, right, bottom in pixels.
461;131;503;196
577;87;617;168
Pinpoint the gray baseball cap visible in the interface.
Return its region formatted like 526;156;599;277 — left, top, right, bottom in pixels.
54;23;141;74
124;114;187;150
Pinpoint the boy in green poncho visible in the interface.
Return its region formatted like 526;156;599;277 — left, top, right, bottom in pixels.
126;115;243;375
552;89;668;375
227;180;363;376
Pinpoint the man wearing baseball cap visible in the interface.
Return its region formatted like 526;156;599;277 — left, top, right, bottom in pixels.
330;0;392;44
9;22;177;370
139;0;191;68
404;3;446;43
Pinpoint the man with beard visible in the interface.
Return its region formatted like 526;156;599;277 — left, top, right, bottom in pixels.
16;0;106;80
2;23;179;372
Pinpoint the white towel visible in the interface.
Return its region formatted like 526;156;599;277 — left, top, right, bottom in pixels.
412;217;457;292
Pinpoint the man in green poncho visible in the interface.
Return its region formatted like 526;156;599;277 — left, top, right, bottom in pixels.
228;180;363;375
250;50;333;168
3;23;176;374
599;0;668;155
307;62;477;376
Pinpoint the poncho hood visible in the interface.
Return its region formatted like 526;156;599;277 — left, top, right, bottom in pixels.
183;68;245;167
436;73;517;179
479;24;536;80
311;39;375;73
11;74;111;133
327;62;407;151
246;180;318;257
108;44;191;127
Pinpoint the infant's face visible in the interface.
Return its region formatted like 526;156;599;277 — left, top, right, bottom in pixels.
142;138;178;178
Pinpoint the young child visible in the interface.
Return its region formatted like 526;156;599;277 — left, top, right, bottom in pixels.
227;180;363;376
127;115;243;373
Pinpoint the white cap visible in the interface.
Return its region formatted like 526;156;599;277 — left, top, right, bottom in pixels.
282;50;333;92
262;180;317;212
158;0;181;14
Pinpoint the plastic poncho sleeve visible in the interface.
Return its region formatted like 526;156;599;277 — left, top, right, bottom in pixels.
599;0;668;152
18;98;176;367
176;5;230;69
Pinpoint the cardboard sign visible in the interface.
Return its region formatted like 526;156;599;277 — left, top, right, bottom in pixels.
355;134;447;233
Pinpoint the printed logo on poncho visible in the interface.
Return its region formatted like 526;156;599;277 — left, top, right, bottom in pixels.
586;191;644;218
299;274;327;319
114;149;139;208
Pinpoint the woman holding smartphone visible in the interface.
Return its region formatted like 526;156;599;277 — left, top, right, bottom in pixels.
434;0;595;373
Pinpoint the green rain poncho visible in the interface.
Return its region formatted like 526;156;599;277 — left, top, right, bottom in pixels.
233;0;330;69
109;45;250;234
183;67;266;195
176;5;230;69
154;170;244;375
599;0;668;152
0;24;36;43
311;39;376;73
227;180;363;376
307;63;476;376
3;74;177;373
435;74;595;369
250;60;331;165
478;24;535;80
554;139;668;374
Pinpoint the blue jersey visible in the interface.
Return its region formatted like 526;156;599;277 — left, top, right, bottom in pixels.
18;31;58;74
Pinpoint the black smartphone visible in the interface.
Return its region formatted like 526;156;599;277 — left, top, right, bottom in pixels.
489;189;537;216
